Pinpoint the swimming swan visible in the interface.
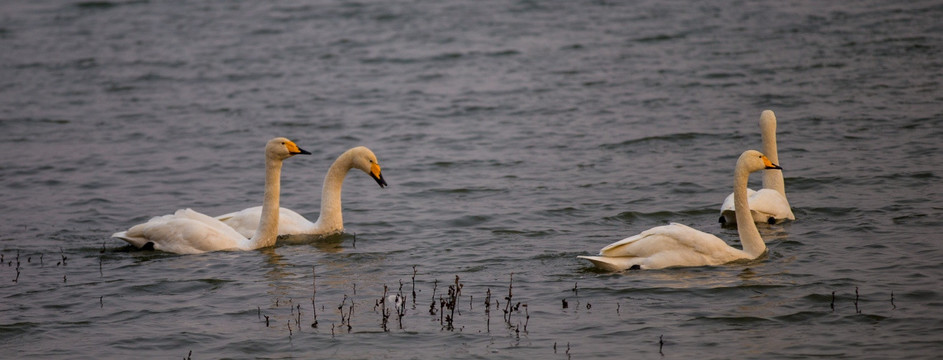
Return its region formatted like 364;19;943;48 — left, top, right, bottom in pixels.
578;150;779;271
111;138;311;254
719;110;794;225
215;146;387;238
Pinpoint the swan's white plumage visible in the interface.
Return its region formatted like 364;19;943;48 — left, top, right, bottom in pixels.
720;110;794;225
215;206;316;237
112;209;250;254
579;150;776;271
215;146;387;238
579;223;756;271
719;188;792;224
111;137;310;254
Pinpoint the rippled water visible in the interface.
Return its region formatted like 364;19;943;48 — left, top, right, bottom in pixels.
2;0;942;358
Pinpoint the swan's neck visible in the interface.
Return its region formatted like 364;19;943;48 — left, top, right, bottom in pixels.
734;165;767;258
250;157;283;249
313;153;352;234
761;118;786;197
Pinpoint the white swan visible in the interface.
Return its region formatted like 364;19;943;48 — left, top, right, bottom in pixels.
215;146;387;238
719;110;795;225
578;150;779;271
111;138;311;254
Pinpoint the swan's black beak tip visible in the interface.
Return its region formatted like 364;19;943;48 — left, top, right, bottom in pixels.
373;173;388;188
294;147;312;155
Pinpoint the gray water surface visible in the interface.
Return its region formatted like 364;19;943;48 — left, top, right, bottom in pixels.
2;0;942;358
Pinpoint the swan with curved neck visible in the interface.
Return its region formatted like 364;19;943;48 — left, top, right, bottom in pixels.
112;137;311;254
216;146;387;238
719;110;795;225
578;150;778;271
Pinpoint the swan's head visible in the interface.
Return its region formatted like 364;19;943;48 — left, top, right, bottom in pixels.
266;137;312;160
738;149;782;173
346;146;388;188
759;110;776;131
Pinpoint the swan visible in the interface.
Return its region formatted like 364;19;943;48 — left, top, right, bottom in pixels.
215;146;387;238
578;150;779;271
111;138;311;254
719;110;795;225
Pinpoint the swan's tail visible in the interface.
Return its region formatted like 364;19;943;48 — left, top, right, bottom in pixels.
578;255;643;271
111;231;150;249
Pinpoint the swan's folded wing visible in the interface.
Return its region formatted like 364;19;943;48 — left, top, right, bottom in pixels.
599;223;729;258
215;206;264;238
115;209;246;254
747;188;795;220
658;223;739;256
176;208;247;240
216;206;317;237
599;224;693;257
270;208;317;234
583;223;750;270
112;212;180;248
719;188;758;213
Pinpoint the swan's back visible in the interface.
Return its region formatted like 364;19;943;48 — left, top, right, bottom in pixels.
583;223;749;269
720;188;793;224
118;209;248;254
745;188;794;220
216;206;316;238
215;206;264;238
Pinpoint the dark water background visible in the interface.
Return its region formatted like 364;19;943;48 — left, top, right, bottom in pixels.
2;0;942;358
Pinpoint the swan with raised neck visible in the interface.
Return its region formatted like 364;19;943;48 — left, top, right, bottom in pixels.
719;110;795;225
216;146;387;238
112;137;311;254
578;150;778;271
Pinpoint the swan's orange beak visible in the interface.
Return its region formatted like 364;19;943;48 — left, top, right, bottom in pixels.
286;141;312;155
370;163;388;188
762;156;782;170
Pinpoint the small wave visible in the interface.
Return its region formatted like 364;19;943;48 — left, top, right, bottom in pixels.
703;283;789;296
532;251;579;261
362;49;518;66
447;214;492;227
75;1;118;9
250;28;283;36
701;71;746;80
634;32;687;43
599;132;718;149
0;322;39;339
125;278;234;295
898;289;938;301
787;176;844;191
560;43;584;51
69;198;112;207
486;49;519;57
774;310;829;322
426;187;506;195
0;117;70;125
686;315;777;325
798;206;862;217
493;229;558;238
876;171;939;181
542;206;583;216
609;208;717;222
